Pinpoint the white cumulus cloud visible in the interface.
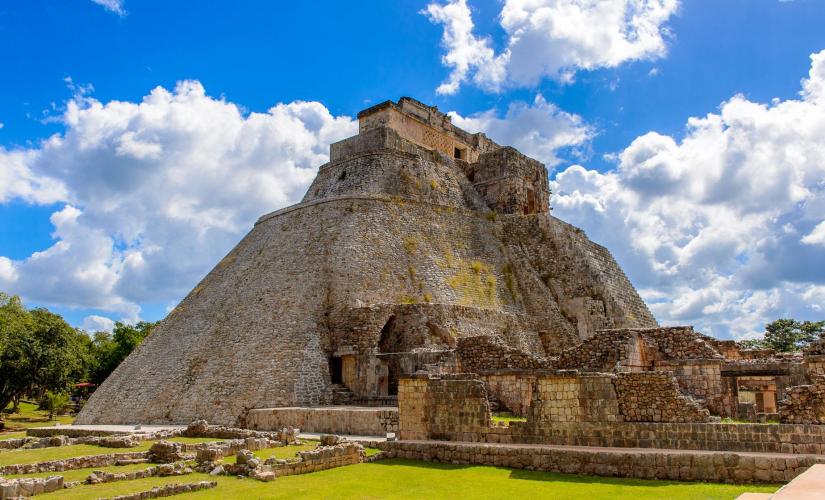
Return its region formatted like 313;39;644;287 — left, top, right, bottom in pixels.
551;50;825;339
423;0;679;94
0;81;356;320
449;95;593;167
82;315;115;333
91;0;126;16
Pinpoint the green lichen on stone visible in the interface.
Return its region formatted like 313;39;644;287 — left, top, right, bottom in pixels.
445;258;499;309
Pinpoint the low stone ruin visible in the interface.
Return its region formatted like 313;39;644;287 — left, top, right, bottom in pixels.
614;372;711;423
86;462;192;484
147;440;186;463
779;376;825;424
0;434;139;452
0;452;148;476
181;419;298;443
196;437;365;482
457;336;550;372
0;476;63;499
105;481;217;500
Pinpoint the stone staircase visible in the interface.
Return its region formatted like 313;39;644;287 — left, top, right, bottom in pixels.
329;384;355;405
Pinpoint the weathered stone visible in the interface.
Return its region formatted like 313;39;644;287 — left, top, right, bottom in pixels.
76;97;657;426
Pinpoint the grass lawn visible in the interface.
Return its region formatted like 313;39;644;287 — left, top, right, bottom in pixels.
34;459;780;500
5;461;153;482
2;402;74;430
491;412;527;425
0;432;27;441
0;437;231;466
223;442;318;463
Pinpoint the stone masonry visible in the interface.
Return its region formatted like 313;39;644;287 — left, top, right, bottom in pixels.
78;97;656;425
779;376;825;424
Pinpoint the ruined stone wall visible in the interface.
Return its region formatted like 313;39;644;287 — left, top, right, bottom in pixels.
246;407;397;436
456;336;550;372
330;304;547;354
614;372;711;423
356;99;498;163
805;355;825;379
313;129;489;212
655;359;723;411
397;375;825;454
527;373;621;423
269;442;364;477
470;147;550;215
378;441;824;484
779;376;825;424
478;372;537;416
636;326;723;359
554;329;641;372
398;375;491;441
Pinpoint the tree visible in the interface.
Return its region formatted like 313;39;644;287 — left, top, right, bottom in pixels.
0;302;89;411
41;391;70;420
739;318;825;352
89;321;156;384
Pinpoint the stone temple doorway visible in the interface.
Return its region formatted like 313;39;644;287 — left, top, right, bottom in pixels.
378;316;401;396
329;356;343;385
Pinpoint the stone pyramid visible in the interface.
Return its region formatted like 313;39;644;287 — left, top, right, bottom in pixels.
77;98;655;425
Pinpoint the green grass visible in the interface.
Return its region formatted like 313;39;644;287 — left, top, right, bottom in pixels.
0;432;26;441
35;459;780;500
492;412;527;425
223;442;318;463
2;402;74;430
720;417;778;425
5;461;153;482
0;444;150;467
0;437;226;466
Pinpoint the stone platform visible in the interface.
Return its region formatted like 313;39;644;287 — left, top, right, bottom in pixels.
737;463;825;498
247;406;398;437
376;440;825;484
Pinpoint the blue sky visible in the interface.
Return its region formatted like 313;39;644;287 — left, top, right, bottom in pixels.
1;0;824;338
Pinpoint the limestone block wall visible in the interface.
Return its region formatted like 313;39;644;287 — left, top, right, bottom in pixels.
269;443;364;477
805;355;825;379
398;375;492;441
311;129;489;212
614;372;711;423
397;374;825;454
478;373;537;416
356;99;497;163
246;407;398;436
527;373;621;423
457;336;550;373
378;441;825;484
779;376;825;424
655;359;723;411
470;147;550;215
554;329;641;372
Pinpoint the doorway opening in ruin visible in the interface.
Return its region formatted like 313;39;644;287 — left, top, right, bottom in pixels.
378;315;398;352
454;146;466;160
328;356;343;384
378;316;400;396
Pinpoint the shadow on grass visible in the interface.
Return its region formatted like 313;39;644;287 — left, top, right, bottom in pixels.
507;468;680;487
366;458;782;490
